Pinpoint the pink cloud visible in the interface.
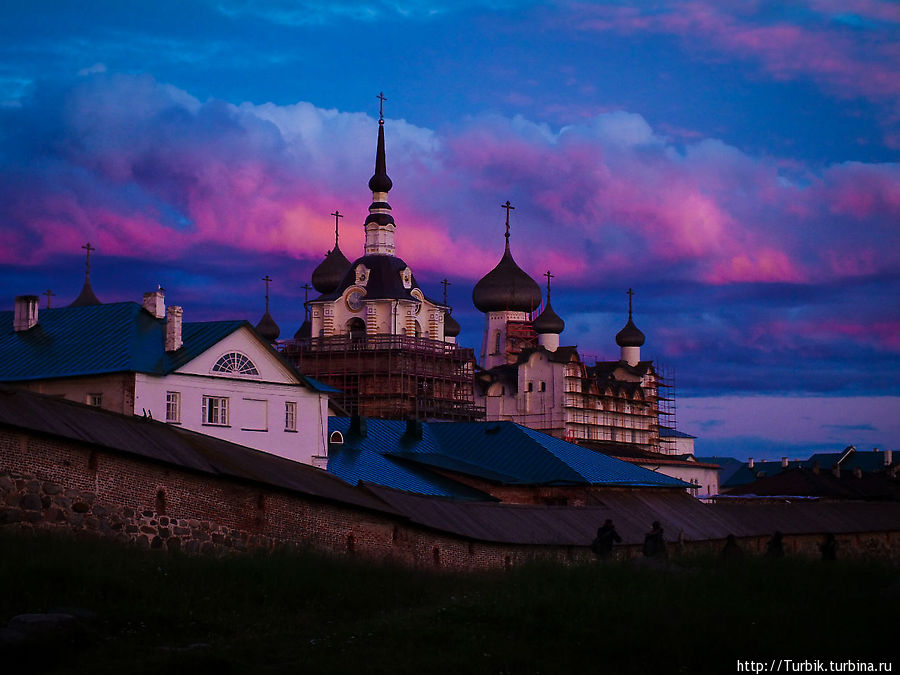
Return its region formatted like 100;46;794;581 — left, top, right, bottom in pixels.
3;73;899;298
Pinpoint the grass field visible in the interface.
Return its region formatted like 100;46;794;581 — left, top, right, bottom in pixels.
0;529;896;674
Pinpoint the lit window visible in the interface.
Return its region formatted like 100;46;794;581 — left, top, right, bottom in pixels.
166;391;181;423
202;396;229;426
212;352;259;376
285;401;297;431
86;393;102;407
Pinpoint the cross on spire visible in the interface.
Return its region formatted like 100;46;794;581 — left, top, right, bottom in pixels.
627;287;634;317
81;242;95;281
262;275;273;312
330;210;343;246
440;278;451;306
377;92;387;122
44;289;55;309
501;200;515;242
302;282;312;320
544;270;554;301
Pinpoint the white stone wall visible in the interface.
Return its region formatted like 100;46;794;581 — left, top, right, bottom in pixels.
133;327;329;465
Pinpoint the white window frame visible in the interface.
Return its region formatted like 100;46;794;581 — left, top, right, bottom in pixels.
85;393;102;407
165;391;181;423
284;401;297;431
202;395;229;426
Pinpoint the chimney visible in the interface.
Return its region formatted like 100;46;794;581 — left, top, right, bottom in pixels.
781;456;788;468
142;288;165;319
748;457;754;469
832;465;840;479
349;415;367;437
812;460;820;475
885;449;893;467
165;306;183;352
13;295;39;332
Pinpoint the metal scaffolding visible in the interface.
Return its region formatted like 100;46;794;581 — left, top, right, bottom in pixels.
280;334;484;421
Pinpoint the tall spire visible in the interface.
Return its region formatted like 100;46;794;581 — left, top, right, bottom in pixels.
364;92;397;255
368;92;393;194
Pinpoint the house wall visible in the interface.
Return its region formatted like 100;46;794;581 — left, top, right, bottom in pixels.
134;373;327;465
638;463;720;499
17;374;136;415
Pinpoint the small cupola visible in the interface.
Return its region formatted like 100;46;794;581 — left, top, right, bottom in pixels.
534;270;565;352
312;211;352;294
69;242;101;307
255;275;281;343
616;288;645;366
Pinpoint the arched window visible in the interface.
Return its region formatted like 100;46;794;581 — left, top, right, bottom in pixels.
329;431;344;445
212;352;259;376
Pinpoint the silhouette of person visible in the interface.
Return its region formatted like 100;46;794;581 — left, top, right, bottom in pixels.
591;518;622;559
819;533;837;561
721;534;743;560
765;531;785;558
642;521;667;559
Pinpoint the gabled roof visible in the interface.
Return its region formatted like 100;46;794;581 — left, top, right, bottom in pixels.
0;301;330;391
327;417;692;498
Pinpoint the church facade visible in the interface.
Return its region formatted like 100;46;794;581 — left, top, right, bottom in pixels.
281;104;480;421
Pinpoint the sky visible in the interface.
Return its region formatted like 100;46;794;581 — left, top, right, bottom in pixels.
1;0;898;460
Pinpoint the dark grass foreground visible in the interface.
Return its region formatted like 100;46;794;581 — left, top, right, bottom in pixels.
0;530;896;674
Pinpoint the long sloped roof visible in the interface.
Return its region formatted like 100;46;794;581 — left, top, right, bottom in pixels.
0;387;395;514
363;484;900;545
327;417;691;498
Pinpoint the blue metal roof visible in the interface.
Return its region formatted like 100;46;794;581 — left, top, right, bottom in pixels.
0;301;333;395
326;418;692;497
0;302;245;380
327;418;494;500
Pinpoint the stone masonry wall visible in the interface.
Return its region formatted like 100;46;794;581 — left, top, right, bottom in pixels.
2;426;899;569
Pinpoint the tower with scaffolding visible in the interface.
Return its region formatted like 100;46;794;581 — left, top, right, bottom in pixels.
280;95;482;421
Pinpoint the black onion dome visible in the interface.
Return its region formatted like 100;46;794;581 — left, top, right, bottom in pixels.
533;300;565;335
443;312;461;338
69;280;101;307
311;245;352;294
368;121;393;193
472;244;542;313
615;317;645;347
256;311;280;342
294;318;311;340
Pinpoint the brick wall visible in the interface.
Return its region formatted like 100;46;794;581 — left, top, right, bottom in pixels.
2;427;898;569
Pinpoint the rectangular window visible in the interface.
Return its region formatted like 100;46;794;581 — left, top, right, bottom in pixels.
202;395;229;426
540;381;546;392
285;401;297;431
165;391;181;423
527;382;534;392
86;393;102;407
